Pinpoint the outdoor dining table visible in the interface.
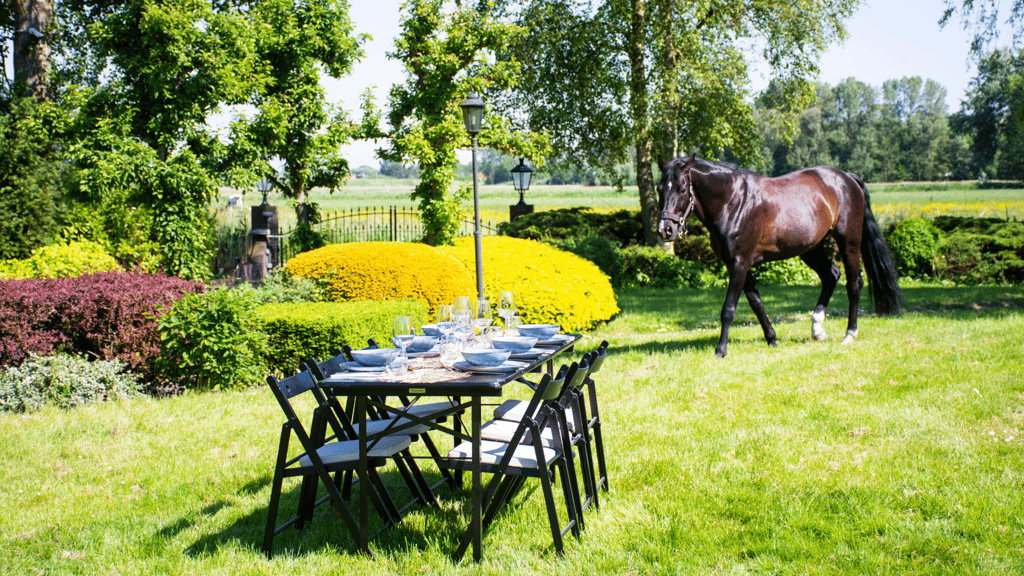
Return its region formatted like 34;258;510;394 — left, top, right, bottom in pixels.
319;334;581;561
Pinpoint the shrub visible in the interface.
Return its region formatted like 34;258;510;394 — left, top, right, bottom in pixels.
154;288;269;391
932;216;1024;285
753;258;820;285
257;300;428;376
0;272;205;390
0;353;141;413
555;236;626;286
0;240;122;280
620;245;712;288
285;242;475;313
499;208;644;245
439;237;619;333
888;217;943;278
242;267;325;304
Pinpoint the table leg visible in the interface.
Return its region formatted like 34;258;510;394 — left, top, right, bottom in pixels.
472;396;482;562
356;395;369;554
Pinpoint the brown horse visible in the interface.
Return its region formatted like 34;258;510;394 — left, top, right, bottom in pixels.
657;155;902;357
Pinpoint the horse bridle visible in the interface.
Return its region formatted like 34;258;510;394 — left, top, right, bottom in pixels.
659;177;696;236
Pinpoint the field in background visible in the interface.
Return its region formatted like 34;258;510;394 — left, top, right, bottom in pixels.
216;179;1024;231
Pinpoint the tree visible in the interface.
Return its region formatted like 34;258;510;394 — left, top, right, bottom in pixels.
958;49;1024;179
225;0;365;233
55;0;264;279
878;77;951;181
941;1;1024;55
498;0;860;246
4;0;53;99
380;0;548;246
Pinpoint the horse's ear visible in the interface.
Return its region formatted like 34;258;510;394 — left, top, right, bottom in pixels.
657;156;667;171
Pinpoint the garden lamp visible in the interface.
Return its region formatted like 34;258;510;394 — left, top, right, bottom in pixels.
257;178;272;206
510;158;533;205
460;93;486;300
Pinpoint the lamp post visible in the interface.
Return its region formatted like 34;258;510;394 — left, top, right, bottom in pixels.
460;93;485;301
509;157;534;222
257;177;272;206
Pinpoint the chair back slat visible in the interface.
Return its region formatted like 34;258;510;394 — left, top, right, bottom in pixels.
277;370;318;400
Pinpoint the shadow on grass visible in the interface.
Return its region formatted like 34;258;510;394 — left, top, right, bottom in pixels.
179;468;547;560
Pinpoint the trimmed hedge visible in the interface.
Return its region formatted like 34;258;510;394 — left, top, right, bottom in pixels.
0;272;205;389
284;242;475;313
498;208;644;245
439;236;619;333
933;217;1024;285
257;299;428;376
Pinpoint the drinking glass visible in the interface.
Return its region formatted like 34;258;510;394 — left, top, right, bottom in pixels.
392;315;415;359
506;315;521;336
474;299;493;333
453;296;471;324
435;304;456;338
498;291;516;334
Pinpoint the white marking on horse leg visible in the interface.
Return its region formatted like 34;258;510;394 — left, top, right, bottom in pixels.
811;310;827;341
841;329;858;345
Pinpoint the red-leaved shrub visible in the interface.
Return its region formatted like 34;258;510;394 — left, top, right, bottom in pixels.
0;272;204;390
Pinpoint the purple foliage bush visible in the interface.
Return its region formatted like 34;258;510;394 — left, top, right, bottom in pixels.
0;272;204;390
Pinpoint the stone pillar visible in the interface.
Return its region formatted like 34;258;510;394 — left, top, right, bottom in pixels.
249;202;279;283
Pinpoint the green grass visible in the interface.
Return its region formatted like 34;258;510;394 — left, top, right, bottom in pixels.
3;284;1024;574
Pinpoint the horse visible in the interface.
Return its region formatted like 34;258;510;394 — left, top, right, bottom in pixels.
657;155;902;357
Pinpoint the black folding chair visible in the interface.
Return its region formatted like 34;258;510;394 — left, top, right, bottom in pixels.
579;341;610;495
263;370;415;557
444;369;583;558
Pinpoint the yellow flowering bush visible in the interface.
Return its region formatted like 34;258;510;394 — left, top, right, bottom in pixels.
284;242;475;312
0;240;121;280
439;237;619;333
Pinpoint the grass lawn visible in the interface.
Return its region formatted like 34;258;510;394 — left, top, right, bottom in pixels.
2;284;1024;574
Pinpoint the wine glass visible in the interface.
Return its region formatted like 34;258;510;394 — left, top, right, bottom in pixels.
392;315;415;359
473;299;492;334
435;304;456;338
453;296;471;324
498;291;516;334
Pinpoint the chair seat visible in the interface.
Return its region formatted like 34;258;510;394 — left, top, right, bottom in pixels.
356;417;432;437
300;435;412;467
393;399;458;420
494;400;574;432
447;439;558;469
481;418;556;449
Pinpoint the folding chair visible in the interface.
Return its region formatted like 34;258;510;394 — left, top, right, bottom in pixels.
263;370;416;557
444;369;583;558
483;360;594;529
306;354;450;500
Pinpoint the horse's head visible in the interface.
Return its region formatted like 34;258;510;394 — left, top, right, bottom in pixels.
657;154;696;241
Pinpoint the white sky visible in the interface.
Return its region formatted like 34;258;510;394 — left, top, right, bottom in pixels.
333;0;1006;168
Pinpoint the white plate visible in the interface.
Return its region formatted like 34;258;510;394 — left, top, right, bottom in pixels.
340;361;387;372
408;347;440;359
452;360;529;374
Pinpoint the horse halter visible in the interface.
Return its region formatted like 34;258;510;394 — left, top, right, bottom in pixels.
659;179;695;236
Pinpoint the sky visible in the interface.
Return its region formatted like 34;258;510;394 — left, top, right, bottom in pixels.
332;0;1003;169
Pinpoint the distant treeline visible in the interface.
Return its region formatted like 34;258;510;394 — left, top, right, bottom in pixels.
751;49;1024;182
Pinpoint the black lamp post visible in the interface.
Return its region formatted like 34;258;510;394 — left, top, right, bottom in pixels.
460;93;485;301
509;157;534;222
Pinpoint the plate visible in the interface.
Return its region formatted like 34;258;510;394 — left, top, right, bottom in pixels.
535;334;575;347
339;361;387;372
453;360;529;374
408;347;440;359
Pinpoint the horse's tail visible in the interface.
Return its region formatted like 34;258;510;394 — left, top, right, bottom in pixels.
851;173;903;315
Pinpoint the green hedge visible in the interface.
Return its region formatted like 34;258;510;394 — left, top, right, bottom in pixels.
256;299;429;376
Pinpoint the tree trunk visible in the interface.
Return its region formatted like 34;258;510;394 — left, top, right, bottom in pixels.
626;0;661;246
13;0;52;100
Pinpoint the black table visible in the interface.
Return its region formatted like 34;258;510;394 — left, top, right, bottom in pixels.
319;335;580;561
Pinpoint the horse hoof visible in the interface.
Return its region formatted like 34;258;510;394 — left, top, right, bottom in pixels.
811;311;827;341
841;330;858;345
813;331;828;342
715;349;728;358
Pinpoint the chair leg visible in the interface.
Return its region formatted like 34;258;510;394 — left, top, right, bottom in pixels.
262;426;291;557
591;418;609;492
538;463;565;556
